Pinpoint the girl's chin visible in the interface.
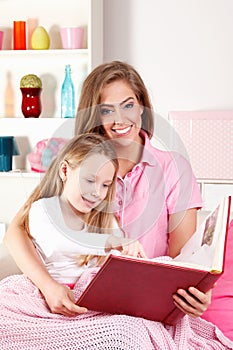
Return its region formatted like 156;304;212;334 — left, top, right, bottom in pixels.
82;199;99;211
82;203;95;211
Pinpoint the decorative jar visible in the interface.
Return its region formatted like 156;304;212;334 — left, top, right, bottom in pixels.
20;87;42;118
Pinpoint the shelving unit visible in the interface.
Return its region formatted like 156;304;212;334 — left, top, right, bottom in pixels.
0;0;103;118
0;0;103;225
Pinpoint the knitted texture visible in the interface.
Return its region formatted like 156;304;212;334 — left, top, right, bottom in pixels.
0;269;233;350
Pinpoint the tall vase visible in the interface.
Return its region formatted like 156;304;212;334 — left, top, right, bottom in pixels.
20;87;42;118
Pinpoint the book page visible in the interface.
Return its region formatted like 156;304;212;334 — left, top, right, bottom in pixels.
111;251;212;271
173;197;229;271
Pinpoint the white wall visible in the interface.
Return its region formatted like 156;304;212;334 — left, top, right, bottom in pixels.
103;0;233;118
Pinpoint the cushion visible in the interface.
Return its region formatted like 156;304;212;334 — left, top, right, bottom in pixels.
202;219;233;340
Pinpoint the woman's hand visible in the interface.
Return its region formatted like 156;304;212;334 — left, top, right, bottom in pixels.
106;236;147;258
41;279;87;317
173;286;212;318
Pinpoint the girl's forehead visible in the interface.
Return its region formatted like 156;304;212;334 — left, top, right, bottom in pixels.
78;153;115;181
80;153;112;171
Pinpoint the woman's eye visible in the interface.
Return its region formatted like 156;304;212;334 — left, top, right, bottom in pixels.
100;108;114;116
123;102;134;110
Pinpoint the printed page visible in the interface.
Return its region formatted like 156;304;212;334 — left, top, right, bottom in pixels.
174;198;228;271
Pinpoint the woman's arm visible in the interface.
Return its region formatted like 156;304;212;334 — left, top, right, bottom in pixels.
168;208;211;317
4;206;87;316
167;208;197;258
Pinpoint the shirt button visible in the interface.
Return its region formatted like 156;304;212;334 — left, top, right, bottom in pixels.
118;200;123;206
127;173;132;177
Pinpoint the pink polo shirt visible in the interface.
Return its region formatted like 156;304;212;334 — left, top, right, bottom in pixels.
114;132;203;258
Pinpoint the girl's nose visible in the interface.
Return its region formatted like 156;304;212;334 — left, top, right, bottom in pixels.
91;185;100;198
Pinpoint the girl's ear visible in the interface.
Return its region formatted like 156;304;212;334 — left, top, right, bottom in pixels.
59;160;68;182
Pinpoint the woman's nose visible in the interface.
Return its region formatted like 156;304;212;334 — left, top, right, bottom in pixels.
114;106;124;124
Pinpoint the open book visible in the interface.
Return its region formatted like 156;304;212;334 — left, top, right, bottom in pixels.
77;196;231;325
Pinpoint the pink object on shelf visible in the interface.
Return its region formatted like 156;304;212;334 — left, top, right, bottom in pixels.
28;138;68;173
169;110;233;180
60;27;84;49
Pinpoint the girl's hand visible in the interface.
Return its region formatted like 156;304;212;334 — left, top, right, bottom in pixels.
106;236;147;258
121;239;147;258
173;286;212;318
41;279;88;317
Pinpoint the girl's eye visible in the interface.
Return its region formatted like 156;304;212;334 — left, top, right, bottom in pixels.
86;179;95;183
103;183;111;188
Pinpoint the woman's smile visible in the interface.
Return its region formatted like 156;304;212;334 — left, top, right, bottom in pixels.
111;124;132;136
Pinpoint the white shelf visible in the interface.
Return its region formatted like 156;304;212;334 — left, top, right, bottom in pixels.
0;0;103;225
0;170;42;178
0;0;103;118
0;49;88;56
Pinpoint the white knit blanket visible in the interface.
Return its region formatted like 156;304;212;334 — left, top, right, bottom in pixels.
0;269;233;350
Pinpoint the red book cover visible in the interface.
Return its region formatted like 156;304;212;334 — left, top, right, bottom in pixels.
77;196;231;325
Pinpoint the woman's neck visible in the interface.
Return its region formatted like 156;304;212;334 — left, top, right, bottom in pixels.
114;136;144;178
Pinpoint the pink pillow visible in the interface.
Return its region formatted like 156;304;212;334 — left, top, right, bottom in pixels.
202;219;233;340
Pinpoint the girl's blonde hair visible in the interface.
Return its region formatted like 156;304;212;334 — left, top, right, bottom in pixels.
75;60;154;138
20;133;119;264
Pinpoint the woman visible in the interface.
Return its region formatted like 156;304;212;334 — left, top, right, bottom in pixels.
3;61;233;349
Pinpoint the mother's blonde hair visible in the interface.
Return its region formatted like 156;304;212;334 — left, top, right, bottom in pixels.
20;133;119;237
75;60;154;138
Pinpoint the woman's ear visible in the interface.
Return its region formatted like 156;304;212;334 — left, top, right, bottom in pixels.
59;160;68;182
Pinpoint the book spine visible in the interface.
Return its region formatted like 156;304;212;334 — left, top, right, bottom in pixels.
164;271;221;326
163;308;184;326
195;272;221;292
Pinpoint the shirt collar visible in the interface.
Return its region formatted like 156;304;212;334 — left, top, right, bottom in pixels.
139;130;158;166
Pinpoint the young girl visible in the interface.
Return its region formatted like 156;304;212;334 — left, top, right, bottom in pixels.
1;133;145;319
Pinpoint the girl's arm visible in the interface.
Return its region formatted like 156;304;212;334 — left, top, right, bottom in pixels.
4;206;87;316
4;207;146;316
168;208;211;317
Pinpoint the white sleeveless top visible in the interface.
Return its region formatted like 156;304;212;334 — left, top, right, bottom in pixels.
29;196;122;284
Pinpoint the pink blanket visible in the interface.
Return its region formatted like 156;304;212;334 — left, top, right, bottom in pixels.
0;269;233;350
